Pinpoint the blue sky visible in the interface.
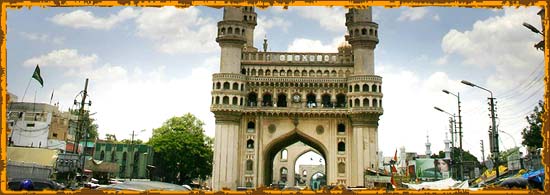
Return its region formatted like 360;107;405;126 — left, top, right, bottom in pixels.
6;6;545;163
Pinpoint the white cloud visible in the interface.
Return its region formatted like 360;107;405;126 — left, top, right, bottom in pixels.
435;55;448;65
290;6;346;33
23;49;98;69
50;7;139;30
377;65;494;161
286;37;345;52
19;32;64;44
269;6;287;14
135;6;218;54
440;7;543;93
398;7;429;21
51;55;219;141
255;16;291;42
433;14;440;21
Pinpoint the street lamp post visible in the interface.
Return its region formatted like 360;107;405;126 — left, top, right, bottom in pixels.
461;80;500;178
433;106;456;179
523;22;545;51
499;130;517;148
441;89;464;180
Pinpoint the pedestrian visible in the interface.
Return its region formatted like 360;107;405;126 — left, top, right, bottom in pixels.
19;179;34;190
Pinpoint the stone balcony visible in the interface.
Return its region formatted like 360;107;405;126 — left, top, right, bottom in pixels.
212;73;382;83
210;104;383;117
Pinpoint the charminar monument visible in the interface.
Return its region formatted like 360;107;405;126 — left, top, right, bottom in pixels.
211;6;383;190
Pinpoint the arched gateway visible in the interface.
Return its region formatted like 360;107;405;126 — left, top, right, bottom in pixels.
211;7;383;190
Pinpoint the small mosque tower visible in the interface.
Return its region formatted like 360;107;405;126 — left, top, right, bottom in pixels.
444;132;451;160
425;135;432;157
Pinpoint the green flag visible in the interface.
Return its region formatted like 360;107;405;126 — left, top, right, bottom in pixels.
32;64;44;87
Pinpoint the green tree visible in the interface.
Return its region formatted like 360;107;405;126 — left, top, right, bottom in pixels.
104;134;117;142
70;109;98;141
147;113;213;184
120;139;144;144
521;100;544;150
434;147;480;164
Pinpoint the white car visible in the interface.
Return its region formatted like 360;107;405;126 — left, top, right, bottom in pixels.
109;179;124;184
84;182;100;189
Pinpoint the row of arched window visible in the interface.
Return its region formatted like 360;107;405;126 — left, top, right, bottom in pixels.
348;27;378;37
243;15;256;21
213;93;381;108
213;81;245;91
242;7;254;12
241;68;352;78
349;84;381;93
99;150;118;162
219;26;246;37
349;98;382;108
246;92;347;108
212;96;244;106
98;150;142;164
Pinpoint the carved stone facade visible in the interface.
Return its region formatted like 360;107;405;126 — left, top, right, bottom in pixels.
211;7;383;190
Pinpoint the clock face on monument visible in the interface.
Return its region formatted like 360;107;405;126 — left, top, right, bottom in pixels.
293;94;300;103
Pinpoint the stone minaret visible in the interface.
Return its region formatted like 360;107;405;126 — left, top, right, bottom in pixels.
216;7;246;73
242;6;257;52
345;7;383;187
345;7;378;75
212;7;246;190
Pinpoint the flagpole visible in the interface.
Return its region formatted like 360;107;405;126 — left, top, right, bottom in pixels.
33;90;37;113
21;77;33;102
49;90;55;105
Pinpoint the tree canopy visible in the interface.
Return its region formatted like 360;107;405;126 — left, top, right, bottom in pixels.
434;147;480;165
147;113;213;184
70;109;98;141
521;100;544;150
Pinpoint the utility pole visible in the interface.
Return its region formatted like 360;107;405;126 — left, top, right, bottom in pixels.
461;80;499;179
448;116;455;179
129;130;135;181
457;92;464;181
480;140;485;164
489;97;499;178
75;78;90;186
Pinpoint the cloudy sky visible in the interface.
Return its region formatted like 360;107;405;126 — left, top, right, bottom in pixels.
7;6;545;163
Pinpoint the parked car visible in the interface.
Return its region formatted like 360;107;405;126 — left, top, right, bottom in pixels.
109;179;124;184
8;178;65;191
84;182;100;189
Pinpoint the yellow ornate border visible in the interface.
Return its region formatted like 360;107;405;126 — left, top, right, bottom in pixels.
0;0;548;195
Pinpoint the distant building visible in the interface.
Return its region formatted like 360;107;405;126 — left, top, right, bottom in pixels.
7;102;74;151
271;142;322;187
93;141;154;179
7;92;18;102
298;164;325;189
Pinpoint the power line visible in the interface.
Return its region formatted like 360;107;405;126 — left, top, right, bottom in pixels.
496;59;545;99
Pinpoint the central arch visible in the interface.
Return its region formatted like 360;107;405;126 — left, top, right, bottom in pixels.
263;130;328;185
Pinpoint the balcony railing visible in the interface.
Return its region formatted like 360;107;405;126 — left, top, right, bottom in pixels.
241;51;354;65
210;104;383;115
